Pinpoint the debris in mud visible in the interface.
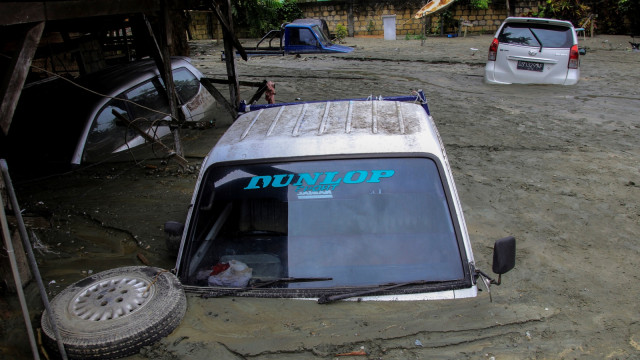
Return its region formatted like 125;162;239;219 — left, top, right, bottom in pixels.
336;349;367;356
137;252;151;265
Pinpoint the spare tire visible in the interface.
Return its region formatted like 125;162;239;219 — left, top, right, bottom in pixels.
41;266;186;359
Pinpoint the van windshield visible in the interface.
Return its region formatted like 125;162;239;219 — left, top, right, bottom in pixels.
180;157;465;291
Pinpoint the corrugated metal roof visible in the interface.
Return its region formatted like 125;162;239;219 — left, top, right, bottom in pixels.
205;100;444;166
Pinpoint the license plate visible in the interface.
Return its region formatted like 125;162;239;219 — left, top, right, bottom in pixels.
517;60;544;72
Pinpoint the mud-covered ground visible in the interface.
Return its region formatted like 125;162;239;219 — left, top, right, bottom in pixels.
2;34;640;359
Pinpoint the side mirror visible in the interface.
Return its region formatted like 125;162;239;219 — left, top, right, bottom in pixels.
492;236;516;275
164;221;184;236
164;221;184;253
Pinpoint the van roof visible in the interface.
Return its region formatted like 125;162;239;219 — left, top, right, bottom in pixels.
204;100;445;167
503;17;575;28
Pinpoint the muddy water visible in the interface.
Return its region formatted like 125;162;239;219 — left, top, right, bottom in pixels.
2;35;640;359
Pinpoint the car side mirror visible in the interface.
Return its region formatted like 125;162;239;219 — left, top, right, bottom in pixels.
493;236;516;276
164;221;184;236
579;48;587;55
164;221;184;253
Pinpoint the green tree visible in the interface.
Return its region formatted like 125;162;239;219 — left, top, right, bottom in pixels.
593;0;639;34
335;24;348;43
533;0;639;34
534;0;591;27
233;0;303;37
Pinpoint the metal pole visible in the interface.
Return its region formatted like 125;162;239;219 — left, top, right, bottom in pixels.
1;159;68;359
0;183;40;360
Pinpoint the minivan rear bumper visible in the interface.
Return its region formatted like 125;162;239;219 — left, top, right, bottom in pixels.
484;62;580;85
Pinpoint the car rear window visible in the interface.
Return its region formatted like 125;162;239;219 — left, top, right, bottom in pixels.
498;23;574;48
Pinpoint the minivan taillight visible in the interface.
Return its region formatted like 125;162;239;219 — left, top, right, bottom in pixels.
488;38;499;61
568;44;579;69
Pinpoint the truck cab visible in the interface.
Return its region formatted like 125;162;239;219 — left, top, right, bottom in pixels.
283;20;353;54
232;19;353;58
170;94;515;301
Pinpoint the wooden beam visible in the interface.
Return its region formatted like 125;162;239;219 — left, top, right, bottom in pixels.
247;80;269;105
111;110;188;166
0;21;45;135
200;78;237;119
0;1;163;26
203;78;265;87
210;1;247;61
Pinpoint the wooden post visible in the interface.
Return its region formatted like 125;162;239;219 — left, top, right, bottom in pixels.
221;0;239;110
142;12;186;161
161;1;184;158
421;17;426;46
0;21;44;135
347;0;355;37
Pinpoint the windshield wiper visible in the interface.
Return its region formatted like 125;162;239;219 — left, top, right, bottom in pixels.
252;277;333;287
529;28;544;52
317;279;433;304
202;277;332;298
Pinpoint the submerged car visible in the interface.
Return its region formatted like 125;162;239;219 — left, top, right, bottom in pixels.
169;94;516;301
484;17;581;85
1;57;216;175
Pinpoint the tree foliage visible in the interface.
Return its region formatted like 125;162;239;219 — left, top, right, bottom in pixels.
469;0;490;10
531;0;638;34
532;0;591;28
233;0;303;37
335;24;348;42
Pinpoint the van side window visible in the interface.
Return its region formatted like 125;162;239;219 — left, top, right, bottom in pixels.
289;28;318;46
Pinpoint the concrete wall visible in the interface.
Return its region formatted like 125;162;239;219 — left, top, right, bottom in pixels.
188;0;544;39
187;11;223;40
298;1;538;36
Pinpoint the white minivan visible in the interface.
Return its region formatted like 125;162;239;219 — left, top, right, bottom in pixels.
484;17;581;85
171;94;516;302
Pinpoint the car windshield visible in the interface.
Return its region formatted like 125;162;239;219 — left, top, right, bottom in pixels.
180;157;466;291
498;23;574;48
311;25;332;46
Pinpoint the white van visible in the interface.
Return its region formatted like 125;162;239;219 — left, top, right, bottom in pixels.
171;94;516;302
485;17;581;85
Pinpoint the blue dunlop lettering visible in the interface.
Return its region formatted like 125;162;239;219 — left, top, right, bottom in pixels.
243;170;395;193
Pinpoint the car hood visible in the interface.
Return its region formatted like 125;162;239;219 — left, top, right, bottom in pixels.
324;44;354;53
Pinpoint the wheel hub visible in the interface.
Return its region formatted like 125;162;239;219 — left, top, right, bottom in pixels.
70;275;155;321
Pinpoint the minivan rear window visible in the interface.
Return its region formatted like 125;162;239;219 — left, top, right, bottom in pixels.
498;23;574;48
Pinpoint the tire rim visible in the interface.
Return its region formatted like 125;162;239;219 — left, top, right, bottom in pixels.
70;275;156;321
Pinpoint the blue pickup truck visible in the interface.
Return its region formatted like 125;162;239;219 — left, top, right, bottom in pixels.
227;19;353;58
